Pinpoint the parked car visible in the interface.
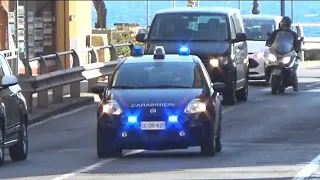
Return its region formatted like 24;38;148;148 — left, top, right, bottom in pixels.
242;14;282;80
0;53;28;166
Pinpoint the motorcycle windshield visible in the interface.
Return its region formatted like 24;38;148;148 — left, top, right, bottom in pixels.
270;31;294;56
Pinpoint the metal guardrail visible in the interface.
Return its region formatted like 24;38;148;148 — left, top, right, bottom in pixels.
15;42;134;113
293;23;320;62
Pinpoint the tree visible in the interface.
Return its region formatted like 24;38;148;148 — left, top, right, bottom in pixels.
252;0;260;14
92;0;107;28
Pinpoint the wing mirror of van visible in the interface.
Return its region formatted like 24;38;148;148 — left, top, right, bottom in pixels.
267;31;271;36
233;33;247;43
135;29;147;42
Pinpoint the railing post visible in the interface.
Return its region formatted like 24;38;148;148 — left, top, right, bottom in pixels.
70;49;81;98
52;53;64;103
88;46;99;92
109;44;118;60
37;56;49;108
19;59;34;113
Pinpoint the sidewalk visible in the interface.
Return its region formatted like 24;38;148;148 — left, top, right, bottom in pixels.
27;80;100;124
300;60;320;68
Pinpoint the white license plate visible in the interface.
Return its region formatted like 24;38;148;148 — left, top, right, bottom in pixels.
141;121;166;130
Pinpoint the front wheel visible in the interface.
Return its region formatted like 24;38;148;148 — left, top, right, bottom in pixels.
201;123;216;156
0;128;4;166
97;125;122;158
9;122;28;161
236;73;249;102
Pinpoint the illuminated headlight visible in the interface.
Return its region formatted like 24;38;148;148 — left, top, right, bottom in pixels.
209;56;229;67
184;99;206;114
268;54;277;63
282;57;291;64
102;100;123;115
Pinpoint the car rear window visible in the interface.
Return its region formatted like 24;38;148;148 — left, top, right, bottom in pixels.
149;13;229;41
243;19;275;41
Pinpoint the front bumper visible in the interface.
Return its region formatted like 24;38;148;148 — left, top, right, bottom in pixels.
98;113;213;150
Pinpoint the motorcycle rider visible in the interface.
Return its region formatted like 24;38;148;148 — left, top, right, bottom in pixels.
266;16;301;91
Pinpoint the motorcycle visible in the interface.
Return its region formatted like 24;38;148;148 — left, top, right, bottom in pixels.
264;31;302;94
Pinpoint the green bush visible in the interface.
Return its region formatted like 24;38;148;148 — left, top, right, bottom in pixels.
109;28;145;57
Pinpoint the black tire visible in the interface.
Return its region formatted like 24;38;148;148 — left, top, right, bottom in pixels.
236;74;248;102
200;123;216;156
0;128;4;167
9;120;28;161
215;108;222;152
222;81;236;105
271;87;278;95
278;86;285;93
97;125;122;158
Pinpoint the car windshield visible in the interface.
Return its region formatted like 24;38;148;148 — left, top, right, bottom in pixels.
243;19;275;41
148;13;229;41
111;62;205;89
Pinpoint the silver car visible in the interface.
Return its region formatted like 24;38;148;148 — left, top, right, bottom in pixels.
242;14;282;80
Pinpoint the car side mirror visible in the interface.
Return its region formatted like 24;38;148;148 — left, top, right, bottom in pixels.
135;29;147;42
233;33;247;43
1;75;18;89
267;31;271;36
212;82;226;93
91;83;106;99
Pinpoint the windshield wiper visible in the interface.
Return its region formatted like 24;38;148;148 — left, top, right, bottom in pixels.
145;85;191;89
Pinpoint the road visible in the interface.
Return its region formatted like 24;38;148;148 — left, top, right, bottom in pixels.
1;67;320;180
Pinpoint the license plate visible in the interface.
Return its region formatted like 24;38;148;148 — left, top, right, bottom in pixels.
141;121;166;130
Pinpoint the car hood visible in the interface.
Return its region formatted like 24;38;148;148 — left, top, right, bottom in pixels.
146;41;230;60
247;40;268;54
106;89;204;116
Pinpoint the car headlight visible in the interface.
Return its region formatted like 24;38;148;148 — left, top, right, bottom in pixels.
282;56;291;64
102;100;123;115
268;54;277;62
209;56;229;67
184;99;206;114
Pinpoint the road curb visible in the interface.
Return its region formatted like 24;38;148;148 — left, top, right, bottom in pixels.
28;97;94;125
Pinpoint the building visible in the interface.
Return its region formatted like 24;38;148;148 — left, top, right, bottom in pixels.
0;0;92;74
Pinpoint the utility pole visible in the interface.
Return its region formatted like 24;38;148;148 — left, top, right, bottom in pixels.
280;0;285;16
252;0;260;14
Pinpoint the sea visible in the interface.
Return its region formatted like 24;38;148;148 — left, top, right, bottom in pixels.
91;1;320;37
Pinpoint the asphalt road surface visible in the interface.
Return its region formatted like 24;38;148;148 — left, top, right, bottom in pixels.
1;67;320;180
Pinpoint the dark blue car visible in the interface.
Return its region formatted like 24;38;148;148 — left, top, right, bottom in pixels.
91;46;225;157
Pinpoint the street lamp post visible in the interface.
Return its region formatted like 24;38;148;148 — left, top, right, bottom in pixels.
280;0;285;16
252;0;260;14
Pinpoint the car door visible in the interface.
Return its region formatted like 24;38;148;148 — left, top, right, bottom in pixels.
0;55;20;136
229;15;242;84
232;13;247;86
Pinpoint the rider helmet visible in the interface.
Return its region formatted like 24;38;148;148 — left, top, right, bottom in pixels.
279;16;292;30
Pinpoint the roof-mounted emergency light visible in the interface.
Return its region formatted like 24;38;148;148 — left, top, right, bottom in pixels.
154;46;165;59
131;46;144;56
179;45;190;56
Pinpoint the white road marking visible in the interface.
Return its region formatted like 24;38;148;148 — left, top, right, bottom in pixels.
292;154;320;180
51;150;144;180
306;82;320;88
28;104;97;129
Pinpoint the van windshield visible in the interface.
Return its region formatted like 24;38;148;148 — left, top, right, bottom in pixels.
149;13;229;41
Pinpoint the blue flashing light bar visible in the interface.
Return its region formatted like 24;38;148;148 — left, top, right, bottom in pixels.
132;46;144;56
178;45;190;56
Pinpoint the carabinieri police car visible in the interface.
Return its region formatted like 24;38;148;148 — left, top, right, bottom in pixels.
91;45;226;157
